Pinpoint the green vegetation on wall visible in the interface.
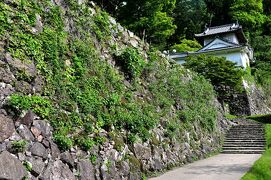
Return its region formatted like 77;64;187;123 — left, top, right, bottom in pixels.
2;0;219;152
115;48;146;79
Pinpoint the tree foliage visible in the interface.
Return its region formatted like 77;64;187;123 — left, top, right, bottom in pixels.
90;0;271;108
252;36;271;63
170;0;209;41
251;35;271;106
230;0;265;33
184;55;244;101
92;0;271;49
170;39;202;52
204;0;234;25
93;0;176;49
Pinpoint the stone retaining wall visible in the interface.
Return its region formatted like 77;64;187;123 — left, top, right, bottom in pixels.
0;0;232;179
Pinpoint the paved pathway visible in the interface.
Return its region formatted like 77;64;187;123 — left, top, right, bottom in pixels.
150;154;261;180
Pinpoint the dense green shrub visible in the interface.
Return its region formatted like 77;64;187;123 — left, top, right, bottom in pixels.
250;36;271;107
116;48;146;79
9;95;52;119
75;137;95;151
184;55;244;102
53;133;73;151
170;39;202;52
144;52;218;132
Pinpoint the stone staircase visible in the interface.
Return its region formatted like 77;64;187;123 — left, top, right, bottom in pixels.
222;119;266;154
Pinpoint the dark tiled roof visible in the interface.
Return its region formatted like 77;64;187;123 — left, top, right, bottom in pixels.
195;23;241;37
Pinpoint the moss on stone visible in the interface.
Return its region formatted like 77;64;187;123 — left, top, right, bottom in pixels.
127;155;141;171
151;134;160;146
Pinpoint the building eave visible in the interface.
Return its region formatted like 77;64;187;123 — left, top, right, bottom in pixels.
193;46;246;54
169;46;249;60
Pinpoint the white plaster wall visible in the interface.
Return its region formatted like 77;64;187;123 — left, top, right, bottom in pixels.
222;33;239;44
240;52;250;69
174;51;250;69
176;59;185;65
203;33;239;46
214;52;242;67
208;43;228;49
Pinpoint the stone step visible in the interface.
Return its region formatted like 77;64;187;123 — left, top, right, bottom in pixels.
226;139;263;141
222;150;264;154
230;133;264;134
226;136;264;138
226;135;264;137
231;125;263;126
223;144;265;147
230;130;264;131
230;127;264;128
225;139;265;141
224;140;266;143
228;131;264;133
226;137;265;139
226;137;265;141
225;140;265;143
227;134;264;136
223;148;265;151
231;130;264;131
231;126;264;128
223;147;265;150
225;137;265;139
227;132;264;134
226;138;265;141
229;129;264;131
230;127;264;130
228;130;264;132
222;120;265;154
224;143;266;146
225;135;265;137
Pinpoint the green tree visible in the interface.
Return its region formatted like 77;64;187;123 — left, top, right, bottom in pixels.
184;55;244;102
230;0;265;33
170;39;202;52
89;0;122;17
204;0;234;25
263;0;271;14
170;0;209;43
93;0;176;49
252;35;271;63
251;36;271;106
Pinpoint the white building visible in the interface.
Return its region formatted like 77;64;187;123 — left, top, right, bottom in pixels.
170;23;254;69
